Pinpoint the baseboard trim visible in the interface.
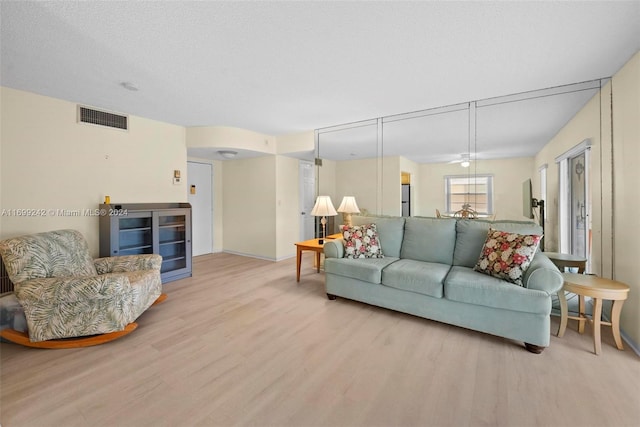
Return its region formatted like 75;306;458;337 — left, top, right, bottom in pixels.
620;329;640;357
222;250;276;262
220;250;297;263
574;298;639;357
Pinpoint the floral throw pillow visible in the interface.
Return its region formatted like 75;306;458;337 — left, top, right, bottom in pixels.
341;223;384;259
473;228;542;286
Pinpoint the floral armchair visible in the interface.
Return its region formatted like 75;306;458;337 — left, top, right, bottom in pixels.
0;229;164;345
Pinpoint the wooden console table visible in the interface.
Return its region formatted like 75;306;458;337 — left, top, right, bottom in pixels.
557;273;630;355
294;234;341;282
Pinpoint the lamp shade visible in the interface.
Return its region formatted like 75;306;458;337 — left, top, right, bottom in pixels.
310;196;337;216
337;196;360;214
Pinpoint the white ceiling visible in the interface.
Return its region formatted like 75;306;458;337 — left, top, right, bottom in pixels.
1;1;639;161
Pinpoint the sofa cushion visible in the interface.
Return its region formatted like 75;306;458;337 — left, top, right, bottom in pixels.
341;223;384;259
352;216;405;258
474;228;542;286
444;266;551;314
381;259;447;298
400;217;456;264
492;220;544;235
324;257;400;284
452;219;493;267
453;220;543;268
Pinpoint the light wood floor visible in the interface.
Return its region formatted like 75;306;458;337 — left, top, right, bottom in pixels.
1;253;639;427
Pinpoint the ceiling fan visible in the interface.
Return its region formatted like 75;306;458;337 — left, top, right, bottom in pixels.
448;153;473;167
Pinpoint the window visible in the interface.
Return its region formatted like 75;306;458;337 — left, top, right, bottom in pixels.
445;174;493;215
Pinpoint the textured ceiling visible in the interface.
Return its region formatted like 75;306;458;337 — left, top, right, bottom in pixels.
1;1;639;160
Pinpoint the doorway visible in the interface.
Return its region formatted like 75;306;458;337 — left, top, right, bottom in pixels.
558;141;591;268
401;172;411;217
187;161;213;256
570;153;588;257
299;161;315;240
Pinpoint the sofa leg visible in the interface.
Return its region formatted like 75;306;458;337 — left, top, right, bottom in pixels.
327;293;337;300
524;343;545;354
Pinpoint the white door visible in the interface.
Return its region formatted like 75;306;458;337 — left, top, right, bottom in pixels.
299;161;315;240
187;161;213;256
559;144;591;270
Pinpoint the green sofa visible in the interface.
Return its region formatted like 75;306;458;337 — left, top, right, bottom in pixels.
323;216;563;353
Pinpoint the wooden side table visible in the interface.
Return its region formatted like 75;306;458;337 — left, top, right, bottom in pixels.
294;234;341;282
543;252;587;273
557;273;630;355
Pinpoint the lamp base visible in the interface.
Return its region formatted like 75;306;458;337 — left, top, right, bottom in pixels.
318;238;324;244
343;213;353;227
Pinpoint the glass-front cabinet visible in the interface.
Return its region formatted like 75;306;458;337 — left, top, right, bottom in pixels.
99;203;192;283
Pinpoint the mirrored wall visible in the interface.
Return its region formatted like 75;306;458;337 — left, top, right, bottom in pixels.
316;79;603;228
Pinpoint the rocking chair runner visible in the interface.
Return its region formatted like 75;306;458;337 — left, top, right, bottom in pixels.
0;229;166;348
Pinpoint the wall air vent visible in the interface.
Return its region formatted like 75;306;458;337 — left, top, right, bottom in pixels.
77;105;128;130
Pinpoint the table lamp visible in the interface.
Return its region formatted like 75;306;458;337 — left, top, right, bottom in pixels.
337;196;360;227
310;195;337;244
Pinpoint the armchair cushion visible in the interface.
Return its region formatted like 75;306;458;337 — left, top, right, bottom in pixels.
15;275;130;304
0;229;97;282
94;254;162;274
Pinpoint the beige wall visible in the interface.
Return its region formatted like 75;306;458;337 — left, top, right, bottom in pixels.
187;126;276;154
380;156;421;217
276;131;314;156
222;156;277;259
323;156;532;220
187;156;224;254
317;159;337;203
275;156;300;260
399;156;421;216
534;51;639;349
417;157;534;220
0;87;187;256
533;91;606;262
612;52;640;347
187;127;310;259
221;154;299;260
381;156;401;216
335;158;379;216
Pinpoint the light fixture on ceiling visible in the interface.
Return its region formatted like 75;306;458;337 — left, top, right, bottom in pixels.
120;82;139;91
218;150;238;159
449;154;471;167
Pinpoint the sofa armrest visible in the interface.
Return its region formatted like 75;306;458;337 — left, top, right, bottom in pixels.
324;239;344;259
14;275;131;304
522;253;564;294
94;254;162;274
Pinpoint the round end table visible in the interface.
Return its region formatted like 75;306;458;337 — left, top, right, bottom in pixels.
543;251;587;273
557;273;630;355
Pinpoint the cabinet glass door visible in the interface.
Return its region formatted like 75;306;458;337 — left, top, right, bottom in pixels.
155;210;190;276
117;213;153;255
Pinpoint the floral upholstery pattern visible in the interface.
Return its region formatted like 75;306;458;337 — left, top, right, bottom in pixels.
341;223;384;259
0;229;162;342
473;228;542;286
0;229;97;283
